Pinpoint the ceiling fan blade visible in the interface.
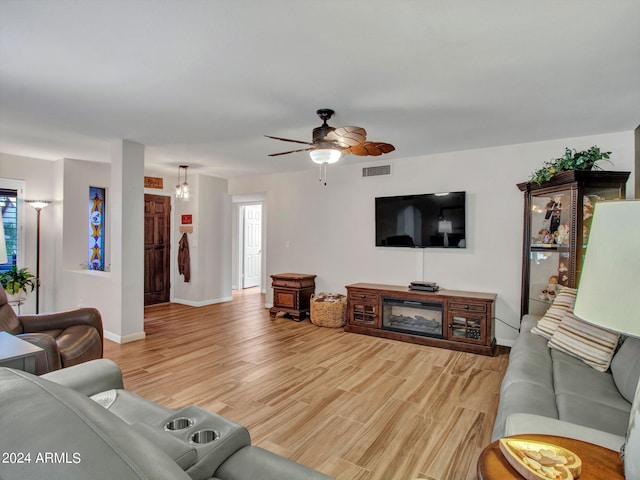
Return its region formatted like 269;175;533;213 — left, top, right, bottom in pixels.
325;126;367;147
264;135;314;146
268;147;314;157
348;142;395;156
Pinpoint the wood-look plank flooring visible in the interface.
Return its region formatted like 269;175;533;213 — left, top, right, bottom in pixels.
104;288;510;480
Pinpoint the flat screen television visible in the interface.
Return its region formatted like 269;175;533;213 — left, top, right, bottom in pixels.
375;191;466;248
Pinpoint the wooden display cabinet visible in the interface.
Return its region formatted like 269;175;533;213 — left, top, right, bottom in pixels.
345;283;496;355
517;170;629;318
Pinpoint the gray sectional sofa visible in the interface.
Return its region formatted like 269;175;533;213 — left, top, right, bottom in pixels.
0;359;334;480
492;314;640;453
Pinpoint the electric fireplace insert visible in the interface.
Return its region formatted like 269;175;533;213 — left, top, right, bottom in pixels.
382;297;443;338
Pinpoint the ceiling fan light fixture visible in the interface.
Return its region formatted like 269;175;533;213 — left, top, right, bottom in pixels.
310;148;342;165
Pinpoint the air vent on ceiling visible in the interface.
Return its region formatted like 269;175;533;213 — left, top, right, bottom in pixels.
362;165;391;177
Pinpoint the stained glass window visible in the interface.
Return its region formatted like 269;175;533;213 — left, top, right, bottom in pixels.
0;188;18;272
88;187;106;271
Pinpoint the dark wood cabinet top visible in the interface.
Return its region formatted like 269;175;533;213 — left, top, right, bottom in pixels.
271;273;317;280
346;283;497;302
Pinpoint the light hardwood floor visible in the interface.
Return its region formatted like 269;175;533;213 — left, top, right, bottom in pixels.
104;288;510;480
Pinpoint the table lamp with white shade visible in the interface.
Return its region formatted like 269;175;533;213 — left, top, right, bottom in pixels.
573;199;640;478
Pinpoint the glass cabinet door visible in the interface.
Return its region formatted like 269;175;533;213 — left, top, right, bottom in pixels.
528;189;572;316
577;186;627;281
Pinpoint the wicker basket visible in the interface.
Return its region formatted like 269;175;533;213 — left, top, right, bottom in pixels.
310;293;347;328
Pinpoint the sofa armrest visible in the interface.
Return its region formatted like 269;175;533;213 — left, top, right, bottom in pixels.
19;308;103;341
520;314;542;333
504;413;625;452
17;333;62;373
41;359;124;396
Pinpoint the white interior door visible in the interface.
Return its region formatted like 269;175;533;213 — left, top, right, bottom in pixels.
243;204;262;288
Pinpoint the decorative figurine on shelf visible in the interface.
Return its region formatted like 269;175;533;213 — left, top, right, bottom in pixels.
536;228;554;244
558;263;569;285
556;224;570;245
539;275;560;302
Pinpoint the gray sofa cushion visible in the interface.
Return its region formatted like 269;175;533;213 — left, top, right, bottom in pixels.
556;393;631;436
499;333;554;393
611;337;640;403
553;349;631;412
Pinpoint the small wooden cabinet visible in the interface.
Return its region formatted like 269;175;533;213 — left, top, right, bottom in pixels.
345;283;496;355
447;300;487;345
348;289;381;328
269;273;316;321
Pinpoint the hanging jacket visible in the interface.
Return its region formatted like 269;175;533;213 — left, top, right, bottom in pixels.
178;232;191;282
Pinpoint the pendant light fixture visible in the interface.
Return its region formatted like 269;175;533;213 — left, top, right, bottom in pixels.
175;165;190;200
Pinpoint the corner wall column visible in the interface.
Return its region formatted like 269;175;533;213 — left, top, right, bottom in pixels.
110;140;146;342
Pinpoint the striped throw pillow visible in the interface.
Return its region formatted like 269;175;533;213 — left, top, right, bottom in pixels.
548;312;620;372
531;287;577;339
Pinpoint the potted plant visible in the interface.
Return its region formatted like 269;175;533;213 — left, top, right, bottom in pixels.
529;146;613;185
0;266;39;301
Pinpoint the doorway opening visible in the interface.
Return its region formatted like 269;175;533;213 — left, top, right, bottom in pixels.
144;194;171;306
240;204;262;289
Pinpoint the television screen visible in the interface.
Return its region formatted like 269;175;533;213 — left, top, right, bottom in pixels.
375;191;466;248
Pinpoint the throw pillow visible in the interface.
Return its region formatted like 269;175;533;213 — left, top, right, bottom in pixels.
548;312;620;372
531;287;577;340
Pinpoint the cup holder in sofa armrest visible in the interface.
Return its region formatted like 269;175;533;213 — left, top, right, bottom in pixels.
130;421;198;470
165;417;194;431
158;405;251;480
191;429;220;444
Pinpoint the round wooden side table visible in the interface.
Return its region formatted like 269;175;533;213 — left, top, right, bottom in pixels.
477;434;624;479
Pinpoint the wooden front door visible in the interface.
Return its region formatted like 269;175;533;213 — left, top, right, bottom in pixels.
144;194;171;306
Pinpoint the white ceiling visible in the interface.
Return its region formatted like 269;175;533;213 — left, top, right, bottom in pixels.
1;0;639;179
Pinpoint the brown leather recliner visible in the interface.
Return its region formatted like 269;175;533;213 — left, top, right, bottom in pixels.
0;288;103;374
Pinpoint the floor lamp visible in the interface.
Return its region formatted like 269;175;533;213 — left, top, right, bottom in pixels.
25;200;51;313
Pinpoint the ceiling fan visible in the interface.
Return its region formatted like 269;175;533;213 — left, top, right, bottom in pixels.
265;108;395;165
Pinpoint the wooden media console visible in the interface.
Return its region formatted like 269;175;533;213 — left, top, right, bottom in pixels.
345;283;497;355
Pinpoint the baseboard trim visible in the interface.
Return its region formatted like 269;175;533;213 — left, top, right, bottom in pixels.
172;296;233;307
104;330;146;344
496;336;516;348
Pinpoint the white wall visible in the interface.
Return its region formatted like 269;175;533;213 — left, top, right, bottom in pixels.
57;158;123;339
173;174;233;306
229;131;636;346
61;159;111;270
